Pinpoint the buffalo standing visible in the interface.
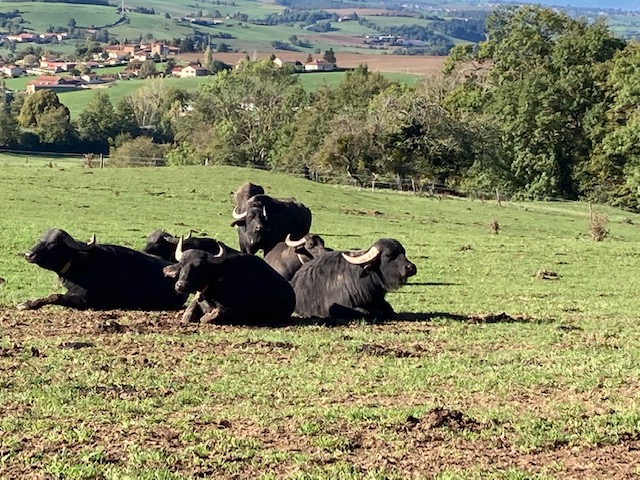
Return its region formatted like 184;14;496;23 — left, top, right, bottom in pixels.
231;192;312;255
19;228;187;311
290;238;417;320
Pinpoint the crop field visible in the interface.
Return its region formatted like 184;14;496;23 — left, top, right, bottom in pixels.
1;162;640;478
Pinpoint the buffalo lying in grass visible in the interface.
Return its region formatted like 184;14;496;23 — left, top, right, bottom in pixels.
263;233;331;281
19;228;187;311
291;238;417;320
142;229;238;262
163;239;296;325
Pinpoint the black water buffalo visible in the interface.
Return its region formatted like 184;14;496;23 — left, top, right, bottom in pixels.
18;228;187;311
231;193;312;255
233;182;265;211
142;229;238;262
290;238;417;320
163;239;296;325
263;233;331;281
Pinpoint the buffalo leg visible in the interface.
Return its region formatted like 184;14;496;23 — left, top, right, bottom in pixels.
181;299;204;323
201;304;237;324
17;294;88;311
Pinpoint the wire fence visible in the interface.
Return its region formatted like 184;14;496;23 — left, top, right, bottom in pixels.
0;147;578;205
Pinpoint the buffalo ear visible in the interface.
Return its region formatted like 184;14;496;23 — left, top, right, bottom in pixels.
230;220;245;227
163;264;181;278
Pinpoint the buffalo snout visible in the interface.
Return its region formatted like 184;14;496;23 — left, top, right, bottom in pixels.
174;280;190;294
24;251;36;263
404;262;417;277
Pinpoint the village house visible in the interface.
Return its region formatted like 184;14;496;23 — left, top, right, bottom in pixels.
25;76;81;94
1;64;22;78
39;59;77;73
6;33;35;43
80;72;101;84
104;44;138;60
273;57;303;72
179;65;209;78
304;59;336;72
38;32;68;42
150;43;179;57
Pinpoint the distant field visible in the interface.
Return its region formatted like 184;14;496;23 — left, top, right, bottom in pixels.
179;52;448;75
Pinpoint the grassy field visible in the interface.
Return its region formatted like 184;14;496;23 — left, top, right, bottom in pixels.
1;162;640;478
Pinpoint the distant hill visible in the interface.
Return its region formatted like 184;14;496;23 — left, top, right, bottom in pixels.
503;0;639;10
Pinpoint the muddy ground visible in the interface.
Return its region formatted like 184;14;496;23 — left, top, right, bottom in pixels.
1;308;639;479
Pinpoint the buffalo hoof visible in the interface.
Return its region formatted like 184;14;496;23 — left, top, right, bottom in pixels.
16;301;32;311
201;307;221;324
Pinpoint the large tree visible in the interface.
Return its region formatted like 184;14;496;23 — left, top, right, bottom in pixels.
444;5;625;199
18;89;74;146
177;58;307;167
76;92;120;152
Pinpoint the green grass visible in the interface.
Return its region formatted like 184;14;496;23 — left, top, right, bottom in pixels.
1;163;640;477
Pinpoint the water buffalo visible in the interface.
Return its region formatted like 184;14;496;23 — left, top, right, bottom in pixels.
142;229;238;262
18;228;187;311
290;238;417;320
263;233;331;281
233;182;265;211
163;238;296;325
231;193;312;255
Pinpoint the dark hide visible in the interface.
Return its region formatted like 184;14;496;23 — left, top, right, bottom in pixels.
263;234;331;281
233;182;265;211
232;194;312;255
163;249;295;325
290;238;417;320
19;228;187;311
142;229;238;262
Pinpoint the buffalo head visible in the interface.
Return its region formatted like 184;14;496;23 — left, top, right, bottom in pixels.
231;194;271;248
341;238;416;290
24;229;97;274
285;233;328;263
163;237;225;295
142;229;193;260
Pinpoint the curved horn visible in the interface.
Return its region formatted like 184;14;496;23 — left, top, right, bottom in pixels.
232;205;248;221
175;236;184;261
213;242;225;258
262;205;267;220
341;246;381;265
185;230;193;240
285;234;306;248
74;234;97;251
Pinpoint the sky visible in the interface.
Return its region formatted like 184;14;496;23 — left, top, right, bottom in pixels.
504;0;639;10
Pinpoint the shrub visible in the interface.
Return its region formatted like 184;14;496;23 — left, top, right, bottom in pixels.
589;213;609;241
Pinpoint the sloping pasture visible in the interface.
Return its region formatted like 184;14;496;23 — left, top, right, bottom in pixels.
1;163;640;478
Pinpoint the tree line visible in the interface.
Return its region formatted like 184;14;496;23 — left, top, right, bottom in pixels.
1;5;639;209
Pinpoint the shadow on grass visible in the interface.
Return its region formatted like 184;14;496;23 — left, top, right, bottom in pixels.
277;311;547;327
